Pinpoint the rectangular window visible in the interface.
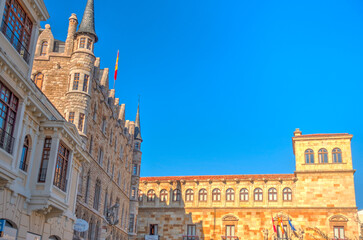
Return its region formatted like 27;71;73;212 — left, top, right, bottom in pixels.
333;226;345;239
87;38;93;50
79;37;86;48
0;81;18;154
38;137;52;182
98;149;103;165
129;214;135;233
78;113;85;131
187;225;196;237
73;73;80;90
53;142;70;191
131;187;136;199
150;224;158;235
1;0;33;63
93;180;101;210
133;164;138;176
89;136;93;154
226;225;235;239
68;112;75;123
83;74;89;92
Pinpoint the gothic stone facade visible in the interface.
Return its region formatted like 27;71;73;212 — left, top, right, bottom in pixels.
31;1;142;239
137;130;358;240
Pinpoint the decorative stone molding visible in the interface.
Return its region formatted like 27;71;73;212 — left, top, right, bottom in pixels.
329;214;349;222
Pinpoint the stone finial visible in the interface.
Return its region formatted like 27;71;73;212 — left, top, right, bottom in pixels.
294;128;302;136
109;89;115;98
69;13;77;21
45;24;51;29
115;98;120;106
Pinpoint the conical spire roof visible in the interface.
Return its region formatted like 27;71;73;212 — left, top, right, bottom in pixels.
134;103;142;140
76;0;98;42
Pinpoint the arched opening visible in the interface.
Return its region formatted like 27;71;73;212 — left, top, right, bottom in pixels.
40;41;48;56
34;73;44;89
49;235;61;240
0;219;18;239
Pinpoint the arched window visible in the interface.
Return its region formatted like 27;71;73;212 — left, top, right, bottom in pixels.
226;188;235;202
199;189;208;202
88;218;94;240
254;188;263;201
240;188;249;201
173;189;181;202
34;73;44;89
332;148;342;163
95;221;100;240
160;189;168;202
147;190;155;202
40;41;48;56
305;149;314;164
283;187;292;201
268;188;277;201
212;188;221;202
93;179;101;210
185;189;194;202
103;190;108;215
318;148;328;163
138;190;143;202
19;135;30;172
117;172;121;185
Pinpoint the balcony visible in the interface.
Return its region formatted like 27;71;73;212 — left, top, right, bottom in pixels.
144;235;159;240
0;127;14;154
1;20;30;64
221;237;239;240
182;236;199;240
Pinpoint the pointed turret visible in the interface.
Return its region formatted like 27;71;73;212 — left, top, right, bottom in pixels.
134;104;142;141
76;0;98;42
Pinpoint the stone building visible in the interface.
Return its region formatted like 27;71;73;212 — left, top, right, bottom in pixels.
0;0;91;239
29;0;143;239
138;129;359;240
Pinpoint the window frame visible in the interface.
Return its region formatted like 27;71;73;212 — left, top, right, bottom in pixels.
332;148;342;163
199;189;207;202
160;189;168;202
212;188;221;202
83;74;89;92
53;141;70;192
147;189;156;202
19;135;30;172
318;148;328;163
73;73;80;90
185;189;194;202
283;187;292;202
226;188;235;202
305;149;314;164
34;73;44;89
240;188;249;202
254;188;263;202
38;137;52;182
173;189;181;202
268;188;277;202
40;41;48;56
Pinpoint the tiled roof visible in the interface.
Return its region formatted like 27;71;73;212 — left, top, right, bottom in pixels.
77;0;98;41
140;174;295;182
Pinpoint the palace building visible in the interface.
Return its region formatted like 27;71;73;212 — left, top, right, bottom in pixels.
137;129;359;240
30;0;143;239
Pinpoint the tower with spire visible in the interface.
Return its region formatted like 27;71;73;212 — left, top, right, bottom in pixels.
31;0;144;239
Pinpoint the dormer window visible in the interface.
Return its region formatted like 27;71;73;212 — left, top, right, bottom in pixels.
87;38;93;50
40;41;48;56
79;37;86;48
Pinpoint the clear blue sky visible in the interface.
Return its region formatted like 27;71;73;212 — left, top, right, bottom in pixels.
44;0;363;208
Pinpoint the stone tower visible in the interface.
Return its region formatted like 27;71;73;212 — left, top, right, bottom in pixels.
65;0;97;138
129;104;143;238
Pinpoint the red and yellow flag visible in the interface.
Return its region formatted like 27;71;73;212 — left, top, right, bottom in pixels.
278;217;285;235
272;217;277;233
114;50;119;81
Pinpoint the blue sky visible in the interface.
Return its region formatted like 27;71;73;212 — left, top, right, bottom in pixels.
44;0;363;208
